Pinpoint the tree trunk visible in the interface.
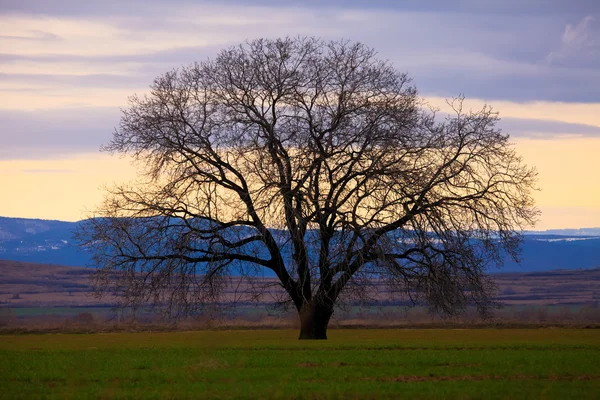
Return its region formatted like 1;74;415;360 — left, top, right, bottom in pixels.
298;301;333;340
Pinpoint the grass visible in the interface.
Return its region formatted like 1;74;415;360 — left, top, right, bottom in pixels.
1;329;599;399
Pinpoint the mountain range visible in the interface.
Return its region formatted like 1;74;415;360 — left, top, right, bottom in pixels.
1;216;599;273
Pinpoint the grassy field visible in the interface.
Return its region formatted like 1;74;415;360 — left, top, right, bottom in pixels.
1;329;599;399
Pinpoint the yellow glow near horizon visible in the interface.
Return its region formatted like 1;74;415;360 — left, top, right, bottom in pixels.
1;136;599;229
513;138;600;208
513;137;600;229
0;154;136;222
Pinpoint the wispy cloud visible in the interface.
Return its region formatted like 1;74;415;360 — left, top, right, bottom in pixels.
0;107;119;159
498;117;600;139
0;30;62;41
2;104;599;161
547;15;599;65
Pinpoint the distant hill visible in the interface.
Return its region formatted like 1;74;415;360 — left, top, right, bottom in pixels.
0;217;88;267
527;228;600;236
502;234;600;272
0;216;599;273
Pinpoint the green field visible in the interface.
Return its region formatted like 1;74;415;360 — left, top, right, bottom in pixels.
1;329;599;399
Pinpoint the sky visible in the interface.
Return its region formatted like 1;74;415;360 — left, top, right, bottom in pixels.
0;0;599;229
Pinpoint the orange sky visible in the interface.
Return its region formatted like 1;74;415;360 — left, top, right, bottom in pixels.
0;92;598;229
1;128;599;230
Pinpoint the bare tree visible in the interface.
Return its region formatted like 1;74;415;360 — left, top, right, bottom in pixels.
78;37;537;339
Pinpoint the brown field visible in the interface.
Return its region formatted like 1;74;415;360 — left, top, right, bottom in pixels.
494;269;600;305
1;259;600;332
2;259;600;307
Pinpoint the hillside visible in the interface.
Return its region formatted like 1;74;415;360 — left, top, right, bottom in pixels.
1;216;599;273
0;217;88;266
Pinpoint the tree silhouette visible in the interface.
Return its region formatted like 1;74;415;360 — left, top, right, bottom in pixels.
78;37;538;339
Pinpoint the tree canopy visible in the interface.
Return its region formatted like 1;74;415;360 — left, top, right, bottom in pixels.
79;37;538;339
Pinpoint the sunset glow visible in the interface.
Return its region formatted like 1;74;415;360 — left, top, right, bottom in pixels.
1;1;598;229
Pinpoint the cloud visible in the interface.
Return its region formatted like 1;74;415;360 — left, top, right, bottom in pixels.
1;104;599;162
0;107;120;159
1;2;599;106
430;106;600;138
498;117;600;139
546;15;599;65
415;63;600;103
0;72;149;89
563;16;595;46
1;0;598;17
0;30;62;41
0;44;225;67
0;72;147;88
425;96;600;128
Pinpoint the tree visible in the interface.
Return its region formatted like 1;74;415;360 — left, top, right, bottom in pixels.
78;37;538;339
